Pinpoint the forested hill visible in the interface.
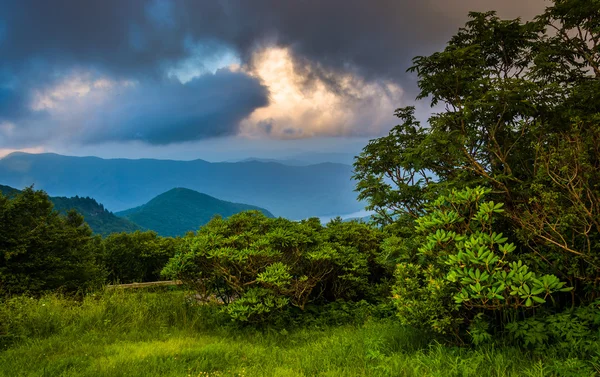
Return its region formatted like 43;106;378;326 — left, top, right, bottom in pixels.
0;184;141;236
0;184;19;197
0;152;362;219
116;187;274;237
51;196;141;236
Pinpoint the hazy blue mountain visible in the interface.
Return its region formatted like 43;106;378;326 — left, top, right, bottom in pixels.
285;152;357;165
116;188;274;237
229;152;357;166
0;184;141;236
232;157;310;166
0;152;363;218
316;209;375;224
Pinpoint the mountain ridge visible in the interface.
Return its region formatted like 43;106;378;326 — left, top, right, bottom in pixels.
0;152;362;218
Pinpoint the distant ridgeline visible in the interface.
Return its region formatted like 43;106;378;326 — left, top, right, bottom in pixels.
1;184;141;236
1;184;275;237
0;152;363;219
116;187;275;237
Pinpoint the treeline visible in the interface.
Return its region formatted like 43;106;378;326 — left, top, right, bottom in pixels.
0;187;179;295
1;187;394;329
163;211;391;324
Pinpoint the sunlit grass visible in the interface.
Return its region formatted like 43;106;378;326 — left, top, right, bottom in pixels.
0;289;595;376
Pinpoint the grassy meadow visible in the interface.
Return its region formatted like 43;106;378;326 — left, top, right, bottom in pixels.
1;289;596;377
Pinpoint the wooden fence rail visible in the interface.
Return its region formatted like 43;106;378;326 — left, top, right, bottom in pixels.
106;280;183;289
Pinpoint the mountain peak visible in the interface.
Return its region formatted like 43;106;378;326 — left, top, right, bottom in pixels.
116;188;274;237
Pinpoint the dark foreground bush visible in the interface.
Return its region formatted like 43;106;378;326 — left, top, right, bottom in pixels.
103;231;179;284
0;187;105;296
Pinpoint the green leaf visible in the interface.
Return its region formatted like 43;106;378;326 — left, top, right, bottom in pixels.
532;296;546;304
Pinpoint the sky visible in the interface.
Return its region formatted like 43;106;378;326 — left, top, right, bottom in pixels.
0;0;546;162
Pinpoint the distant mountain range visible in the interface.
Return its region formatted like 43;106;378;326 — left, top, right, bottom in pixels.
0;184;140;236
229;152;357;166
0;152;363;218
116;187;274;237
233;157;309;166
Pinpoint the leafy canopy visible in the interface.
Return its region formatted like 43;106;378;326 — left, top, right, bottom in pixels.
354;0;600;300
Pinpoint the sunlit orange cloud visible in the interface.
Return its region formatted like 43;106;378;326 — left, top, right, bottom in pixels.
239;47;403;139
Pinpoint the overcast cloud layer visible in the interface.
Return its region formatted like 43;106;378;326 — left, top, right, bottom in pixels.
0;0;545;153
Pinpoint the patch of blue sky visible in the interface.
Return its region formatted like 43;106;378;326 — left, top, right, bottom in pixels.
168;39;241;84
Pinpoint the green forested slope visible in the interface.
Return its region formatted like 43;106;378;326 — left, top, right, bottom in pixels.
0;184;141;236
116;187;274;237
51;196;141;236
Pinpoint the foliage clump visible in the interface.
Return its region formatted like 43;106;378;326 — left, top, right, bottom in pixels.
163;211;390;324
103;231;179;284
392;187;572;343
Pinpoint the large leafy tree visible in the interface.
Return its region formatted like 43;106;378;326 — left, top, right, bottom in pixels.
0;187;105;295
354;0;600;300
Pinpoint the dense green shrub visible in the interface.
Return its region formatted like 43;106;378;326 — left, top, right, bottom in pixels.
103;231;179;283
392;187;571;343
0;188;105;295
163;211;390;324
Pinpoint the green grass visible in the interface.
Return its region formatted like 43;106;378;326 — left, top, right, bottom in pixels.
0;289;596;376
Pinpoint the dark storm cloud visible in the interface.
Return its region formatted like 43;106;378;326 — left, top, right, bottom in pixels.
0;0;545;82
0;68;268;147
0;0;271;146
0;0;545;147
178;0;544;87
0;86;25;119
0;0;183;77
82;69;269;145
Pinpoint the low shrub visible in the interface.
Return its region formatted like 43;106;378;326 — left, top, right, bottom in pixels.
391;187;572;344
162;211;391;325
